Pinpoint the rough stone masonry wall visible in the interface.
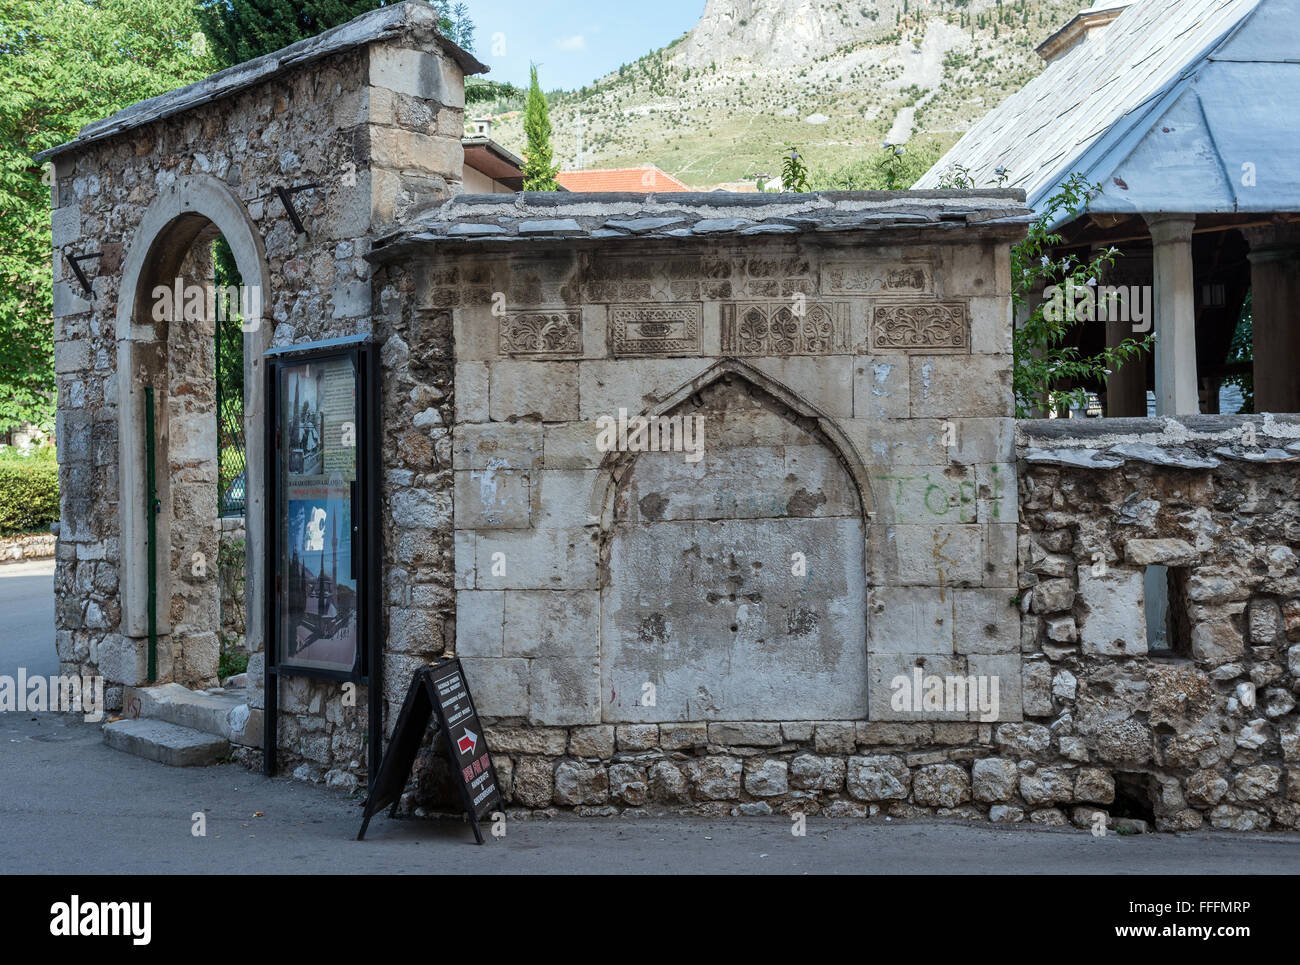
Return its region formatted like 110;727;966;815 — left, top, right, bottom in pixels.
1014;416;1300;831
382;215;1034;819
48;16;468;787
218;516;247;659
370;245;457;756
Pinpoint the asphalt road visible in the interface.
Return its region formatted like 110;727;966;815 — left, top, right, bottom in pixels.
0;560;57;679
2;711;1298;874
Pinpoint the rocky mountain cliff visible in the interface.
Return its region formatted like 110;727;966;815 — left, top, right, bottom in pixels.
483;0;1081;188
677;0;907;68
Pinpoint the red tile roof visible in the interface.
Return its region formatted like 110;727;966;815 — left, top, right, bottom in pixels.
556;166;690;193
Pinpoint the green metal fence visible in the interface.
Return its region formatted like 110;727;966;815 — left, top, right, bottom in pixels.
215;296;246;518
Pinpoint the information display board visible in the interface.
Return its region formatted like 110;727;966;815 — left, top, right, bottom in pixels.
263;336;381;783
277;354;360;674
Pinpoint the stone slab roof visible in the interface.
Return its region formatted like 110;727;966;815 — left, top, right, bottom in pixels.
35;0;486;163
369;189;1032;259
1017;413;1300;468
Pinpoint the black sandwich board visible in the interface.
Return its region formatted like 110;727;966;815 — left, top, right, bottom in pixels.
356;656;503;844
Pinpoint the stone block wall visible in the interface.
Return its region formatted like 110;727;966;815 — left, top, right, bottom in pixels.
428;225;1020;727
367;194;1035;817
396;414;1300;828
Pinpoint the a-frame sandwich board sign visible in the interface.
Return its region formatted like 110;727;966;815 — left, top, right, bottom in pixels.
357;656;503;844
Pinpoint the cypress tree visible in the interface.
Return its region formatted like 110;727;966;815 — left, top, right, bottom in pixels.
521;63;560;191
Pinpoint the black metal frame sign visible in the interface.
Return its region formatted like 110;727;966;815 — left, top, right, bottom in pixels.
262;335;382;786
357;657;503;844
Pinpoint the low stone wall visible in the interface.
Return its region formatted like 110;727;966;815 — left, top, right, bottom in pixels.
0;532;56;562
403;720;1114;824
1015;415;1300;831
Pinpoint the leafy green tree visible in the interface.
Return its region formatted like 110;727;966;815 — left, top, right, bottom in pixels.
196;0;475;68
521;64;559;191
465;79;523;109
0;0;215;431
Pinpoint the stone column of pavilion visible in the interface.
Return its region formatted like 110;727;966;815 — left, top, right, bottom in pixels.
1144;215;1200;415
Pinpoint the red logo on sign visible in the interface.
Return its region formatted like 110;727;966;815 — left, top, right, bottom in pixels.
457;728;478;755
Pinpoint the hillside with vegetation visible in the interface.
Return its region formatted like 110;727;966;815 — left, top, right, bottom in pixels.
473;0;1078;189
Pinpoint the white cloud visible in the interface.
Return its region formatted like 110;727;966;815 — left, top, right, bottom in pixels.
556;34;586;51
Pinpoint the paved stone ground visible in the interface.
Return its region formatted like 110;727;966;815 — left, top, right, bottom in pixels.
3;712;1300;874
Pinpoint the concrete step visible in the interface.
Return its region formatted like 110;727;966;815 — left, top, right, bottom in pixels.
103;718;230;766
123;682;261;746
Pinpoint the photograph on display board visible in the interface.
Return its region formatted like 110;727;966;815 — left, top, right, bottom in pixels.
282;479;356;671
278;356;361;673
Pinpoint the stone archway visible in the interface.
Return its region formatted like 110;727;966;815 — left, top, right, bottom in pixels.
593;360;871;723
115;175;271;686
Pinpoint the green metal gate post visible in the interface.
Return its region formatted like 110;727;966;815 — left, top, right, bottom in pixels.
144;385;158;683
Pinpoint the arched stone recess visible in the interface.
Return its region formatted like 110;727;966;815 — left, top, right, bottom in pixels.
115;174;272;686
592;358;871;723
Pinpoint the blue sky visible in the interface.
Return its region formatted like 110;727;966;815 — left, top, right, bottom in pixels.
463;0;706;92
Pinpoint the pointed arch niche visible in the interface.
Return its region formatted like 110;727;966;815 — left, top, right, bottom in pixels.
592;359;870;723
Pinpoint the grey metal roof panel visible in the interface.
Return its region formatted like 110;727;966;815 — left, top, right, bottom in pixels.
1082;59;1300;213
916;0;1287;218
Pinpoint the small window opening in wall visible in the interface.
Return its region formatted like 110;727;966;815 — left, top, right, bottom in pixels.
1144;565;1191;656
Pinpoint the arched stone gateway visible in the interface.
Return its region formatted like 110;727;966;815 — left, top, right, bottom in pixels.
114;175;272;686
42;4;484;773
595;363;869;722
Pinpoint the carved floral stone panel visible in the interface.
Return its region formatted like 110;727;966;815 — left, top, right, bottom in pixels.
869;302;969;353
720;301;848;356
499;310;583;356
610;302;701;356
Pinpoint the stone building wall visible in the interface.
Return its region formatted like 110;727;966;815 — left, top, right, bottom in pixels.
368;193;1035;818
1013;416;1300;831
